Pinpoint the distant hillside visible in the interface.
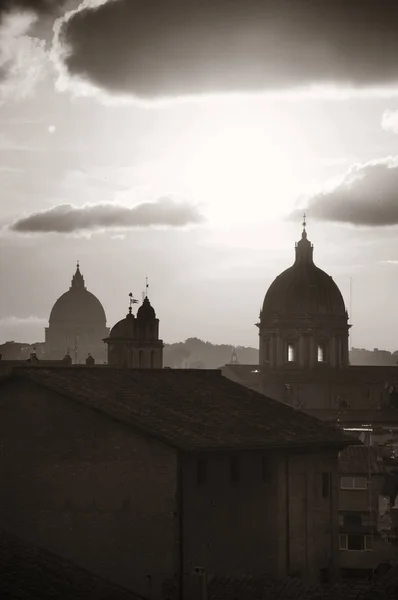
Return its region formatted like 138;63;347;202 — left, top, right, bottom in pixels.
163;341;398;369
1;339;397;368
163;337;259;368
350;347;398;366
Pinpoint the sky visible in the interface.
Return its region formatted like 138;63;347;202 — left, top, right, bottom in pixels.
0;0;397;350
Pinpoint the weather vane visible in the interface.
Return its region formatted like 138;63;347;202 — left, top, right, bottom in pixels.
128;292;138;313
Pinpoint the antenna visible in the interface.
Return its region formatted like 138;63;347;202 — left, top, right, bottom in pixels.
349;277;353;350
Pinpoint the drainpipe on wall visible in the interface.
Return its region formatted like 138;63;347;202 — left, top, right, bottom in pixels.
194;567;207;600
177;455;184;600
286;455;290;575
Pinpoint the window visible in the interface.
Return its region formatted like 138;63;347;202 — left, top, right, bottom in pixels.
317;344;325;362
197;459;207;485
262;457;271;483
339;534;373;551
230;456;240;483
287;343;295;362
322;472;330;498
138;349;144;368
150;350;155;368
340;476;368;490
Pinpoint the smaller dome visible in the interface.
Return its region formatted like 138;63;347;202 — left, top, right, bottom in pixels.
109;312;136;339
137;297;156;320
261;226;347;322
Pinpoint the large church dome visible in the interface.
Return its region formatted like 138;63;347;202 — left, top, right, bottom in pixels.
49;264;107;326
261;228;346;322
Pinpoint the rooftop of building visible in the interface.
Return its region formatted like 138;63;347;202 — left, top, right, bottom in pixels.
208;567;398;600
2;526;398;600
1;366;353;452
0;527;144;600
339;445;387;475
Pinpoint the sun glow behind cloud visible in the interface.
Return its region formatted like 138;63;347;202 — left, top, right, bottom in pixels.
113;103;314;231
184;125;307;225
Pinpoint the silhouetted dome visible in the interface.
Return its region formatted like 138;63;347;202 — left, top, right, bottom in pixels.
261;229;346;322
109;312;136;339
137;297;156;320
49;265;107;327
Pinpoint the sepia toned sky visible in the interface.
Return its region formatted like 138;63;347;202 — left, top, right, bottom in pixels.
0;0;397;350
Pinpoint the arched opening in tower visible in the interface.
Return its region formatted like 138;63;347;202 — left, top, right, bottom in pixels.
317;345;325;363
287;344;295;363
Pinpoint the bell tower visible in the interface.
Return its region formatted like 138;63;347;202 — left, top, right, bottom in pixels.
104;282;163;369
258;217;350;370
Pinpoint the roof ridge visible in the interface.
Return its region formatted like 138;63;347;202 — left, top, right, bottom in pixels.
2;367;354;452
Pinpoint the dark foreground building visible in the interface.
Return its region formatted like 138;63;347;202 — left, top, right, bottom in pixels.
0;366;352;599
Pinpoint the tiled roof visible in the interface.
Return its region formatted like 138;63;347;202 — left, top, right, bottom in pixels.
208;574;372;600
221;364;262;391
208;568;398;600
306;408;398;425
261;365;398;384
358;563;398;600
4;367;352;452
339;445;386;474
0;528;144;600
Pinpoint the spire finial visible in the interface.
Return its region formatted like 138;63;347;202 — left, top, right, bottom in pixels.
71;261;85;289
145;276;149;298
301;213;308;240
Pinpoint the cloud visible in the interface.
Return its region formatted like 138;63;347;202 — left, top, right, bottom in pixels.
291;157;398;227
381;110;398;134
51;0;398;102
0;11;48;103
9;197;205;233
0;2;70;103
0;1;67;20
0;315;47;326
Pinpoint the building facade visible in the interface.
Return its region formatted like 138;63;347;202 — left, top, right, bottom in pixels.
0;367;351;599
338;445;398;576
222;220;398;578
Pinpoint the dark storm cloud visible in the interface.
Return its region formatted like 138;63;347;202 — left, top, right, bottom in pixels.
292;158;398;227
56;0;398;99
0;1;66;18
10;197;204;233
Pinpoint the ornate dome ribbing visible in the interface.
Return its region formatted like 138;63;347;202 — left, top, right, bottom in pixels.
49;264;107;327
261;228;347;322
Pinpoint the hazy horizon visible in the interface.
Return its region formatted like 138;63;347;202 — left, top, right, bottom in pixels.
1;1;398;351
